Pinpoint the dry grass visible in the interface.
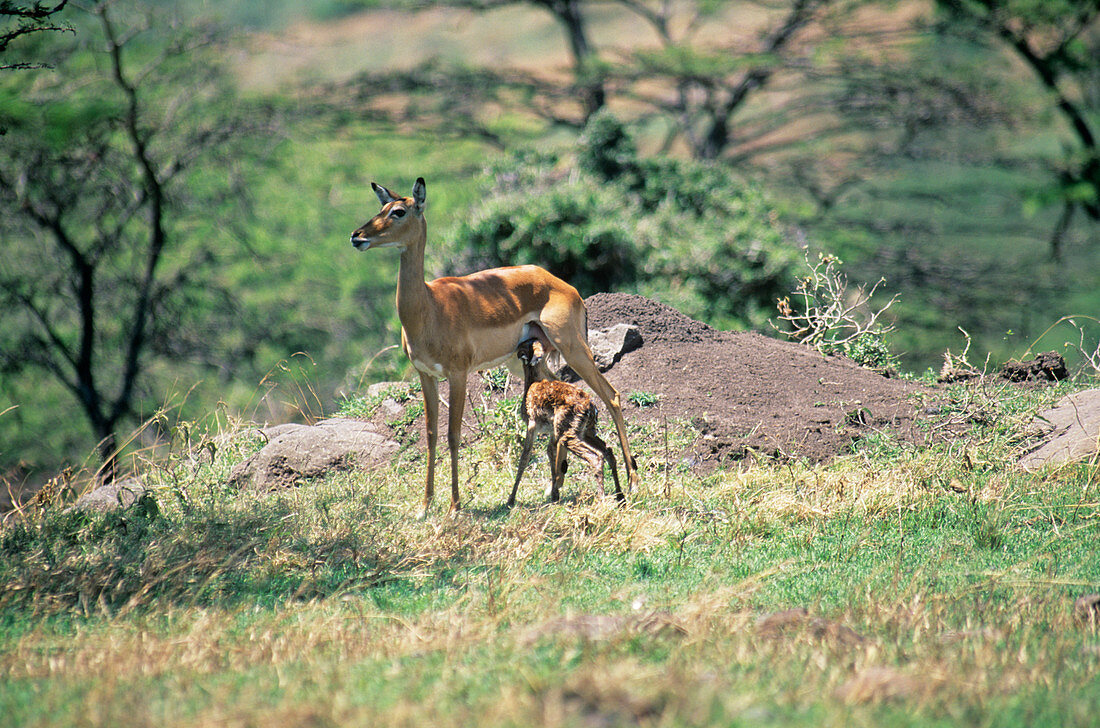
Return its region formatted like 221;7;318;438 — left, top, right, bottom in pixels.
2;387;1099;726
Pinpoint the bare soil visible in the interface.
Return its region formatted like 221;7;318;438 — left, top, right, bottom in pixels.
581;293;934;467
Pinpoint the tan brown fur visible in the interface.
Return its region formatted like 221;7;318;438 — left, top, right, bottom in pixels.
508;339;623;506
351;178;637;517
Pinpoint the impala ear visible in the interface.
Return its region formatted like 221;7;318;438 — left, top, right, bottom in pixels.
372;182;399;206
412;177;426;210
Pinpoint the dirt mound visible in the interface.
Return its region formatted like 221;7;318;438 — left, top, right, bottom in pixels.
583;293;933;465
586;292;720;345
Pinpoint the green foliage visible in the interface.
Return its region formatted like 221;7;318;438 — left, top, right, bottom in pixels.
387;400;425;445
626;391;662;408
829;331;898;371
480;366;510;392
774;248;901;372
453;179;642;296
577;109;636;180
336;382;417;419
451;111;798;330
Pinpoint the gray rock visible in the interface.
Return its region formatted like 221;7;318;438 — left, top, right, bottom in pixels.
71;478;149;513
365;381;414;418
1018;389;1100;471
259;422;306;440
1074;593;1100;626
587;324;643;371
229;417;400;490
366;381;410;399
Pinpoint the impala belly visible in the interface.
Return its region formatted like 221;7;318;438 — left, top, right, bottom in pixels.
412;357;445;377
472;320;557;371
401;329;446;378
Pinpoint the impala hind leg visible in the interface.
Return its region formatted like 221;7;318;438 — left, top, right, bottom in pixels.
552;337;639;493
418;372;440;519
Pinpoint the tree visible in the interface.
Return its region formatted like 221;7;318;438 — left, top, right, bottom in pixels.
431;0;607;120
935;0;1100;258
0;2;272;479
336;0;870;163
615;0;840;159
0;1;70;69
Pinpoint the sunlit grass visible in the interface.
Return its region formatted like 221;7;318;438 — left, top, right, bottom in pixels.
2;378;1099;726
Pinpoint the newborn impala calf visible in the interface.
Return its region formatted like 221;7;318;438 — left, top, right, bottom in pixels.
508;338;624;507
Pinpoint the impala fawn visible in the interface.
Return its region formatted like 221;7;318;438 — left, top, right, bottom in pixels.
508;338;624;506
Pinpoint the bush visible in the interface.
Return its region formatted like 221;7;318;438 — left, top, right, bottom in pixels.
448;112;798;330
452;180;642;297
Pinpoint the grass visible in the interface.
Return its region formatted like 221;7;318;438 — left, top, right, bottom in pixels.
1;380;1099;726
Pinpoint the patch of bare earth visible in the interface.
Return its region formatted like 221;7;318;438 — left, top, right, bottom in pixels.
582;293;934;467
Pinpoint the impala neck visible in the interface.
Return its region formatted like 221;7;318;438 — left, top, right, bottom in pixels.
395;218;430;337
520;367;537;421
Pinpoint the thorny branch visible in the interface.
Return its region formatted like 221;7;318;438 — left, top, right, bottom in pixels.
772;247;898;355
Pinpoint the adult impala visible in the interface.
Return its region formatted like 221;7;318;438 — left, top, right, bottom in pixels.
350;177;639;516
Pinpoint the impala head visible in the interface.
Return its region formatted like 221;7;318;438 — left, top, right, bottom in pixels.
351;177;426;251
516;338;547;367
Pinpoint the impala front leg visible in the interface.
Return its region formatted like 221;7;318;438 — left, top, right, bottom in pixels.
446;373;468;513
418;371;439;519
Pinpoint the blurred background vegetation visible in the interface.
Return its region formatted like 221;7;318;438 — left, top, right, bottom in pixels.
1;0;1098;483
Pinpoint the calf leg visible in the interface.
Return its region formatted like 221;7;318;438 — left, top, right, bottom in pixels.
508;422;538;507
562;434;624;503
588;434;624;503
548;439;567;503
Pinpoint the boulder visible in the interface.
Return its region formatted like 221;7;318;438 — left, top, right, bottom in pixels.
229;418;400;490
71;478;150;513
587;324;643;371
1018;389;1100;471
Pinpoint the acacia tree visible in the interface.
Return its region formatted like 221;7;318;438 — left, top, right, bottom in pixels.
935;0;1100;258
614;0;839;159
436;0;607;120
340;0;867;162
0;2;270;479
0;1;70;69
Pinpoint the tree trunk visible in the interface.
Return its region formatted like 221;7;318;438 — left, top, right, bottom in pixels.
542;0;605;120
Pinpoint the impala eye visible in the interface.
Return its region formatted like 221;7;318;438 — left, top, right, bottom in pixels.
391;208;406;218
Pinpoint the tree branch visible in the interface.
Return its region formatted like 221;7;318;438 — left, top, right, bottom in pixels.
99;4;166;425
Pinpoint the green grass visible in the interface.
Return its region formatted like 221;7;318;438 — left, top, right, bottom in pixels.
2;380;1099;726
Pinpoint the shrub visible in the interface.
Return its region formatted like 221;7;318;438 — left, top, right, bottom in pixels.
452;180;642;297
448;112;798;330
